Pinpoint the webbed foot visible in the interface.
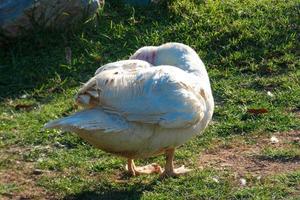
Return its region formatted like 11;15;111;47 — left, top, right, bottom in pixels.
126;159;163;176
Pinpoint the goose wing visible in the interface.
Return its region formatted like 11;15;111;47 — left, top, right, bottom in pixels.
77;60;205;129
44;108;130;133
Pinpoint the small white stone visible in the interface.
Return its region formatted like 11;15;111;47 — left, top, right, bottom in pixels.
212;176;219;183
270;136;279;144
54;142;66;148
267;91;274;97
20;94;28;99
240;178;247;186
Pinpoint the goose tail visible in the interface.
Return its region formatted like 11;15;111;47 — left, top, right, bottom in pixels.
44;108;129;133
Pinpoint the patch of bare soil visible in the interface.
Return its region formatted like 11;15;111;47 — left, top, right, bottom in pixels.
198;130;300;178
293;108;300;118
0;146;57;200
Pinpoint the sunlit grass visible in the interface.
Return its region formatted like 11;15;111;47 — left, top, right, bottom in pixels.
0;0;299;199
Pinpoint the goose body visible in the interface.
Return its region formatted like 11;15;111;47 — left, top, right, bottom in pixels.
45;43;214;177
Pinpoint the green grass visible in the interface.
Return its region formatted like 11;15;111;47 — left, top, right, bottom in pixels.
0;0;300;199
0;183;19;195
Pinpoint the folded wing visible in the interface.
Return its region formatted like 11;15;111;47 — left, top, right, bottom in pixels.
77;60;205;129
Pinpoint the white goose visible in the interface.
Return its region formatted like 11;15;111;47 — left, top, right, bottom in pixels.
45;43;214;177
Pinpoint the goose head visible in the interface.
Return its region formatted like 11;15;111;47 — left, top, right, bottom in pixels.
130;42;206;77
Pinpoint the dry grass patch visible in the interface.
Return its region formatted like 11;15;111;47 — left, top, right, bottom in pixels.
0;146;57;200
199;130;300;179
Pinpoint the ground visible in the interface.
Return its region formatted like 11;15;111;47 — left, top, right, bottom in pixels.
0;0;299;199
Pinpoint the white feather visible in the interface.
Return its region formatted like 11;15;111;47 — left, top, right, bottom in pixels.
45;43;214;159
44;108;129;133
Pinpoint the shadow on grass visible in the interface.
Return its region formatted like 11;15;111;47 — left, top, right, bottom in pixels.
0;0;298;101
0;1;174;100
256;154;300;163
64;178;158;200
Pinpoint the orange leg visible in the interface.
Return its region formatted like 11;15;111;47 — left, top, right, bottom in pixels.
160;148;192;178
